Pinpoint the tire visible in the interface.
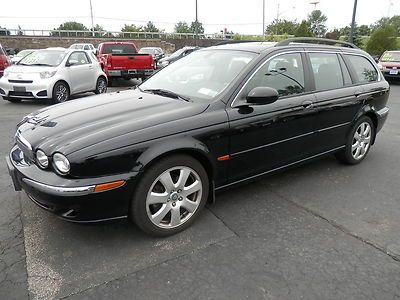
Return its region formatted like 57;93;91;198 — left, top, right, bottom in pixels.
335;116;375;164
94;77;107;94
3;97;22;103
52;81;69;104
131;154;209;237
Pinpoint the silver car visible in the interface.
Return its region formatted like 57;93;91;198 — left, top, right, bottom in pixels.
0;48;107;104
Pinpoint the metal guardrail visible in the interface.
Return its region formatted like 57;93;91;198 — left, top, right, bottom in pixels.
0;28;235;40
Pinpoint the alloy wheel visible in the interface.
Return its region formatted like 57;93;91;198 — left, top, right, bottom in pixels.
97;78;107;93
56;84;68;102
146;166;202;229
351;121;372;160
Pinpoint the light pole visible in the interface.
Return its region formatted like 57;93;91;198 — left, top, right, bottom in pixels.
89;0;95;37
262;0;265;38
349;0;358;44
195;0;198;40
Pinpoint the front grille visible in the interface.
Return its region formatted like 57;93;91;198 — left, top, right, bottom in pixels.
9;91;34;98
15;133;34;163
8;79;33;84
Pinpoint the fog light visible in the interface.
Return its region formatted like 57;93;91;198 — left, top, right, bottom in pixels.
36;150;49;168
53;153;70;174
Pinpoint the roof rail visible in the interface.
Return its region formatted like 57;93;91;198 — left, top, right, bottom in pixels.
215;40;262;46
275;37;357;49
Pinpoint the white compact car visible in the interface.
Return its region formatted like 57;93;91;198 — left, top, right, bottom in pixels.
69;43;97;55
0;48;107;104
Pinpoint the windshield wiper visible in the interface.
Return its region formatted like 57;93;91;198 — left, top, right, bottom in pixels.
143;89;191;102
29;63;54;67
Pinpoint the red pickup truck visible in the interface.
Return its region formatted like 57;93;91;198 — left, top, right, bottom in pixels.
97;42;155;86
0;44;11;78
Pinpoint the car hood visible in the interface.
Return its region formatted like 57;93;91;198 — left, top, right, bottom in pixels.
379;61;400;68
16;90;209;156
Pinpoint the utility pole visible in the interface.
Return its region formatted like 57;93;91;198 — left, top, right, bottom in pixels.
262;0;265;38
89;0;95;37
349;0;358;44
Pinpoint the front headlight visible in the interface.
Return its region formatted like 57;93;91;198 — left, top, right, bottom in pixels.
40;70;57;79
53;153;70;175
36;150;49;168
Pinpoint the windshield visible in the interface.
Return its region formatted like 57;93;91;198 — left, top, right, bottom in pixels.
169;48;187;58
139;48;155;55
16;50;33;57
140;50;256;103
69;44;84;49
19;50;67;66
381;51;400;62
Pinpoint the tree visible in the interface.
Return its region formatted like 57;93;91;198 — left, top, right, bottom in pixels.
143;21;159;33
174;21;192;33
121;24;143;32
294;20;313;37
190;20;204;35
307;10;327;37
366;24;398;56
325;29;340;40
266;19;298;35
358;25;371;36
55;21;87;31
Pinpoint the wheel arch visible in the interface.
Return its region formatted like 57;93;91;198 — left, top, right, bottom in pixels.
52;79;71;95
133;137;217;203
353;105;379;144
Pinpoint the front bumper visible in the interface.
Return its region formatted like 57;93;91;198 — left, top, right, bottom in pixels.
6;145;137;222
107;69;154;78
382;69;400;79
0;77;53;100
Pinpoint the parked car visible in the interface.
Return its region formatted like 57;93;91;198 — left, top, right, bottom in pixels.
139;47;165;64
157;46;199;69
10;49;36;64
97;42;154;86
0;44;11;78
0;48;107;103
377;50;400;80
6;38;389;236
69;43;96;55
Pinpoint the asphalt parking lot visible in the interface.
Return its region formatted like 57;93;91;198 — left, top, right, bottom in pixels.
1;80;400;300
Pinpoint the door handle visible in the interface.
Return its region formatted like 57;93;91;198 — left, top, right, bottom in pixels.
301;100;314;109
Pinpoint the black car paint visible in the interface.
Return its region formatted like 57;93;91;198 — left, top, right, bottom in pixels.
7;44;390;222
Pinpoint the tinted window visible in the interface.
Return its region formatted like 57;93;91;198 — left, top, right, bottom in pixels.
243;53;305;97
68;52;90;65
345;54;378;83
102;44;137;54
309;53;344;90
84;45;90;50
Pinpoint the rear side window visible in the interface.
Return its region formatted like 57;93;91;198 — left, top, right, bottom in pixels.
309;53;344;91
344;54;378;83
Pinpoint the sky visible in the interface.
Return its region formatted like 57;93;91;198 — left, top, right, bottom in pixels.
0;0;398;35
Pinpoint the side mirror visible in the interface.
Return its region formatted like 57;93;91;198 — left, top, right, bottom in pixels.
246;87;279;105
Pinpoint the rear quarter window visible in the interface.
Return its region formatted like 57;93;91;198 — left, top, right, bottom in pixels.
344;54;378;83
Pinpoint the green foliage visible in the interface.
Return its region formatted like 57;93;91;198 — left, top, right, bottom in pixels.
266;19;298;35
294;21;313;37
366;25;398;56
371;16;400;33
190;20;204;35
143;21;159;33
55;21;87;31
325;29;340;40
358;25;371;36
174;22;192;34
307;10;327;37
121;24;144;33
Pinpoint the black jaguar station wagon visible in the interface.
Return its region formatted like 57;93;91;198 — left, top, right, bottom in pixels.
6;38;389;236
